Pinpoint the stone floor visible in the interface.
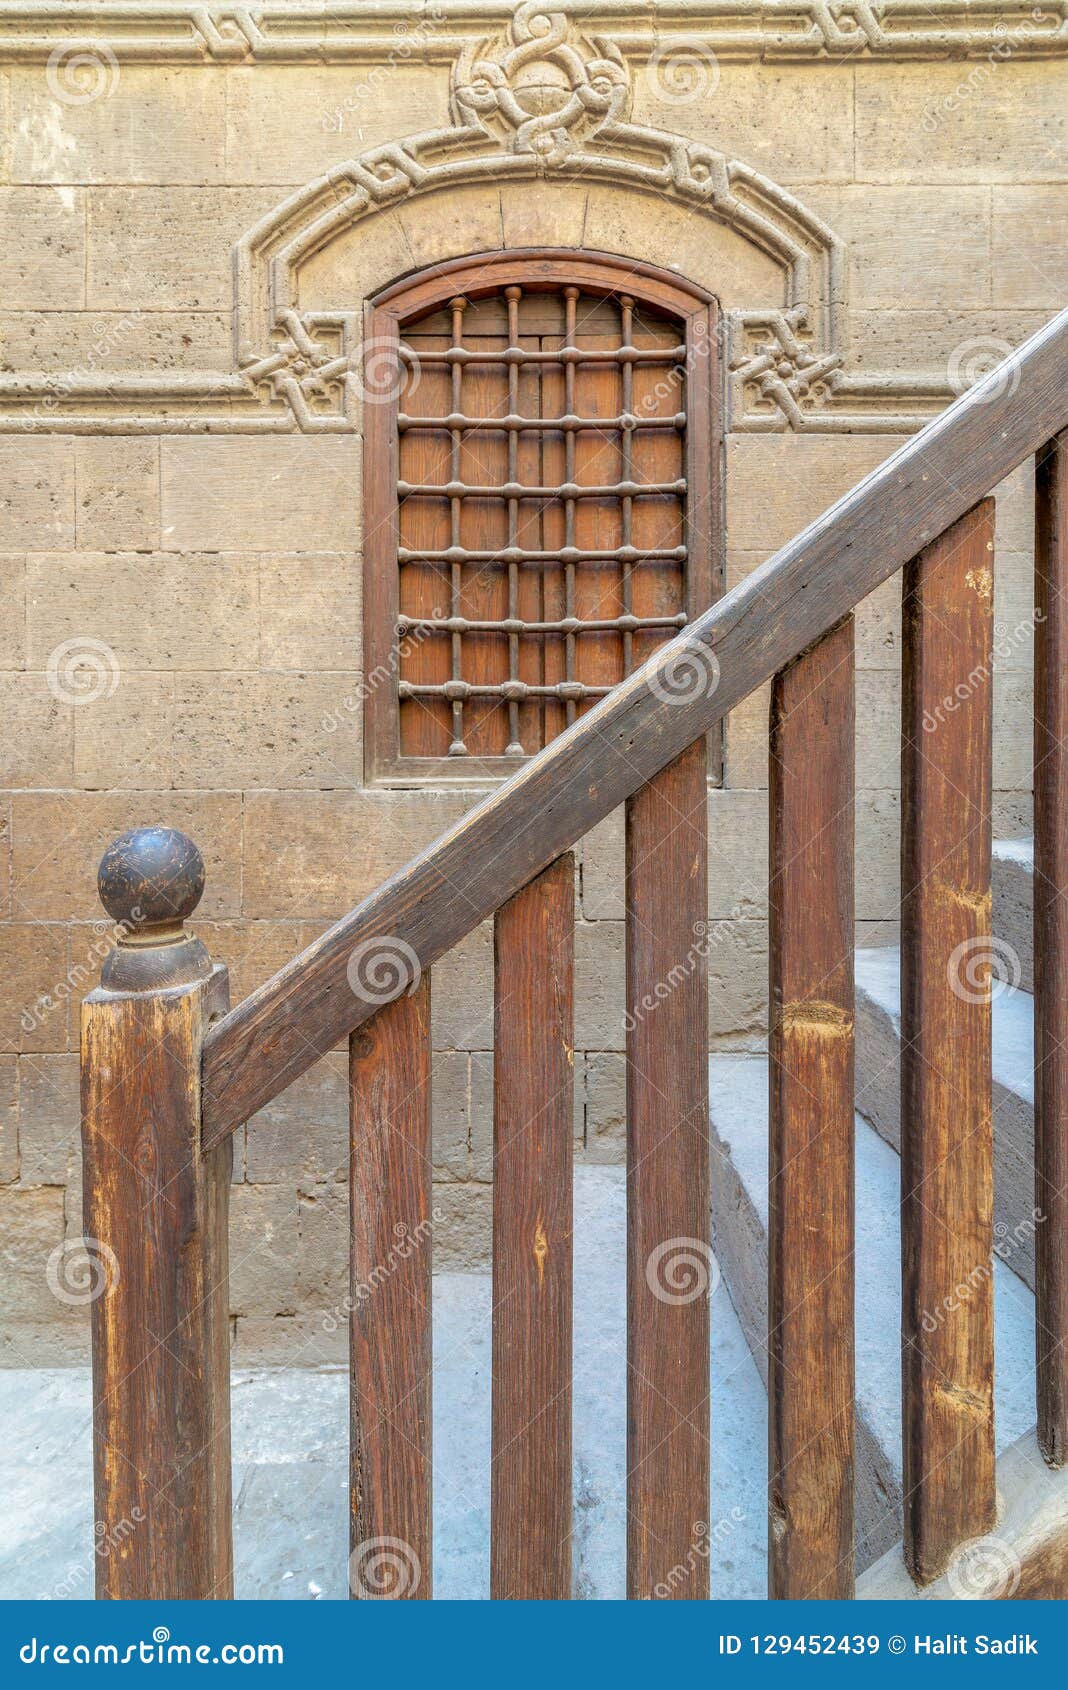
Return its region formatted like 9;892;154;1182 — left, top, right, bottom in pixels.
0;1166;768;1600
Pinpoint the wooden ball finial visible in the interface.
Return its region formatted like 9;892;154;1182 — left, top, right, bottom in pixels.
97;827;211;992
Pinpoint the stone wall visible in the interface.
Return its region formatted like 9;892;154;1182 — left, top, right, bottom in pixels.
0;1;1062;1364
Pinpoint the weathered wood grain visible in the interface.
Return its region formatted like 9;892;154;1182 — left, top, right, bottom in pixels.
491;856;575;1600
81;964;232;1600
768;617;856;1599
900;500;996;1584
202;309;1068;1146
1035;428;1068;1468
626;740;710;1599
349;975;433;1600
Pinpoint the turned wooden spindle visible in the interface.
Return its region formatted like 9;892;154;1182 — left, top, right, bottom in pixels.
81;827;233;1599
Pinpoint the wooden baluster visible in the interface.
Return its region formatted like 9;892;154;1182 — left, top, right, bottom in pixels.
901;499;996;1583
491;855;575;1599
1035;428;1068;1466
81;828;232;1599
349;974;433;1600
626;739;710;1599
768;617;856;1599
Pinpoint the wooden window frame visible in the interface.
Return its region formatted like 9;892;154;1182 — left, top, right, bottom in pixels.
362;247;723;786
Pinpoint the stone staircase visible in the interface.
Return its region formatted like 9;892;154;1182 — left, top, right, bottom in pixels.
711;836;1039;1574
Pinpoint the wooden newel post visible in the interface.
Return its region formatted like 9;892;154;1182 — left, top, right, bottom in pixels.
81;827;233;1599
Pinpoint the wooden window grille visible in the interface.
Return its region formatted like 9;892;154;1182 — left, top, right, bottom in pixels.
363;251;721;782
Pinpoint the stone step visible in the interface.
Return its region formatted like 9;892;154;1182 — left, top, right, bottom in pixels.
855;944;1038;1289
709;1052;1036;1576
993;834;1034;995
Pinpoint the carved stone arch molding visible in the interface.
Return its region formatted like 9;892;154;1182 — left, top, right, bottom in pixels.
0;2;995;434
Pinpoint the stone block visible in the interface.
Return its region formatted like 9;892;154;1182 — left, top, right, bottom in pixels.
10;66;227;185
707;917;767;1048
578;787;769;921
0;439;75;550
226;65;450;184
994;669;1034;790
196;919;326;1009
469;1050;493;1182
845;308;1048;377
0;924;71;1053
500;182;589;250
993;552;1036;672
429;1180;492;1272
87;187;280;310
399;185;504;266
259;554;361;672
15;1054;79;1187
0;1185;68;1321
242;788;475;920
245;1049;348;1186
574;919;625;1049
73;672;174;790
631;60;854;184
725;436;907;554
0;309;233;373
0;1055;17;1183
583;1050;626;1165
0;675;72;787
432;923;494;1051
161;437;362;552
231;1313;345;1367
74;439;160;551
805;186;990;309
581;185;782;310
297;209;413;317
993;188;1068;307
994;457;1034;554
228;1185;300;1318
27;551;258;671
9;791;242;921
432;1050;471;1181
0;556;24;670
856;60;1068;184
0;188;85;310
172;671;364;789
856;788;901;923
296;1182;349;1310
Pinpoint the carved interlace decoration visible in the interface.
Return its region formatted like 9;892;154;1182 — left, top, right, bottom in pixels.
2;1;1035;434
451;5;629;163
240;313;356;432
730;311;845;427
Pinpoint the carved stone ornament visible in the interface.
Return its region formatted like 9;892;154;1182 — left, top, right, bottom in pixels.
450;4;630;163
0;2;1056;436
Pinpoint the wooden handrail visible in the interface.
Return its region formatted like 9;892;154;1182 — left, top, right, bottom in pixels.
201;306;1068;1148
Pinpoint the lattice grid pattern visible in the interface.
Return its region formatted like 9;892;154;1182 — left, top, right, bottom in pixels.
395;282;691;761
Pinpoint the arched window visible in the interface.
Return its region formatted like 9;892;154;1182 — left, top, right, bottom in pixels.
363;249;721;782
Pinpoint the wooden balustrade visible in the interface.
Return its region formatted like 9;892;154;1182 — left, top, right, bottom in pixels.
349;977;433;1600
900;502;997;1582
626;741;710;1599
491;856;575;1600
767;617;856;1600
79;311;1068;1601
1035;428;1068;1470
